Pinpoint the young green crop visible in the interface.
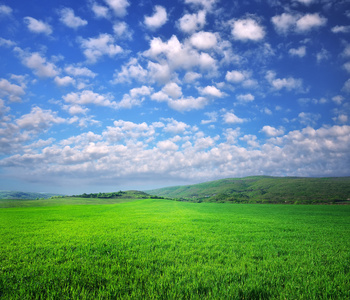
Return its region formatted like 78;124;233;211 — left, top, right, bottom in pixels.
0;200;349;299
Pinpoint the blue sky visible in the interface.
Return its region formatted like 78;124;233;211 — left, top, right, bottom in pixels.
0;0;349;194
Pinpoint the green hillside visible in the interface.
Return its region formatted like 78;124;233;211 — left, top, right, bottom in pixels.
146;176;350;204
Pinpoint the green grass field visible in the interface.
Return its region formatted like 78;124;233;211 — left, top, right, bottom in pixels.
1;199;349;299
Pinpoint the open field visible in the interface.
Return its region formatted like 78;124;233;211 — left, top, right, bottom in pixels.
1;199;349;299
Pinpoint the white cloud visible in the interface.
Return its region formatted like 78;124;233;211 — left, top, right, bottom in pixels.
266;70;303;92
333;114;348;124
91;2;109;18
342;79;350;93
177;10;206;34
236;93;254;103
113;22;133;39
16;106;65;132
65;65;97;78
296;13;327;32
298;112;320;126
184;71;202;83
23;17;52;35
343;62;350;73
271;13;298;34
316;48;330;63
332;95;344;105
63;104;89;115
331;25;350;34
118;86;153;109
225;70;245;83
163;118;190;134
168;96;208;112
342;45;350;58
144;5;167;30
79;33;123;63
199;85;223;97
272;13;327;34
162;82;182;99
0;78;25;102
294;0;315;5
113;59;148;83
157;140;178;151
201;111;218;124
144;35;217;76
59;8;87;29
0;38;15;47
261;125;284;137
0;4;12;16
14;48;59;78
104;0;129;17
223;112;246;124
289;46;306;57
231;18;265;41
63;90;117;108
190;31;217;50
184;0;218;11
54;76;76;86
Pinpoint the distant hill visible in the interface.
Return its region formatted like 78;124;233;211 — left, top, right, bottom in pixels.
71;190;163;200
0;191;64;200
146;176;350;204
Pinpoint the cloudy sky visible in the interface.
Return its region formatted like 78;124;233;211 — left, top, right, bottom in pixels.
0;0;349;194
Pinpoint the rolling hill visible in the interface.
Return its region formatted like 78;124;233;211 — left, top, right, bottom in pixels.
146;176;350;204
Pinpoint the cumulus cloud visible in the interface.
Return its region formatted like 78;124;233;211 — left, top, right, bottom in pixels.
113;22;133;39
117;86;153;109
190;31;217;49
231;18;265;41
289;46;306;57
104;0;130;17
296;13;327;32
157;140;178;151
184;0;218;11
91;2;109;18
144;35;217;76
2;120;350;188
266;70;303;92
54;76;76;86
63;90;117;108
14;48;59;78
0;4;12;16
199;85;224;97
144;5;167;30
23;17;52;35
65;65;97;78
272;13;327;34
168;96;209;112
236;93;254;103
0;78;26;102
177;10;206;34
16;106;65;132
342;79;350;93
331;25;350;34
261;125;284;137
223;112;246;124
225;70;245;83
79;33;123;63
59;7;87;29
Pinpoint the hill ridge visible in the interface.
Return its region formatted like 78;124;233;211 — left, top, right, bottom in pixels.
146;176;350;204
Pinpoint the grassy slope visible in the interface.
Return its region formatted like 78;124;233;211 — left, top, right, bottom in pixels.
146;176;350;204
0;199;349;299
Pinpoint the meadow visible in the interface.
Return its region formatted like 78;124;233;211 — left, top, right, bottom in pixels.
0;199;349;299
